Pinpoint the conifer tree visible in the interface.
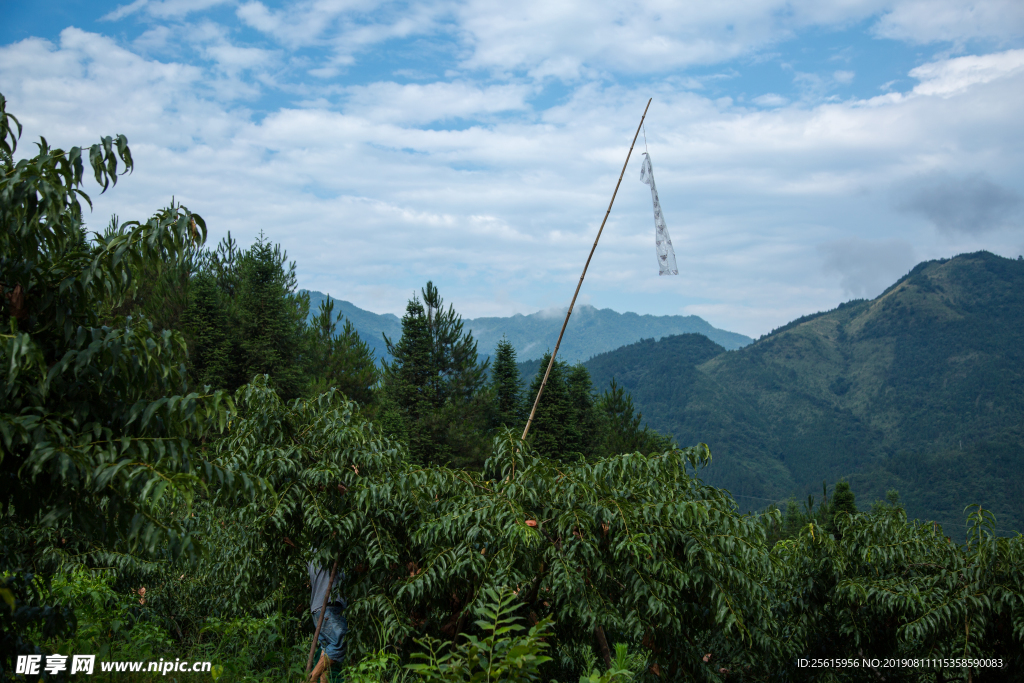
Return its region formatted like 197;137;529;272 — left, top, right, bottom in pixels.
208;231;241;299
384;297;439;462
383;283;490;466
180;270;235;390
566;364;599;456
829;481;857;533
525;353;575;460
420;281;488;403
235;233;309;400
781;499;805;539
490;336;523;430
596;378;673;457
307;297;378;407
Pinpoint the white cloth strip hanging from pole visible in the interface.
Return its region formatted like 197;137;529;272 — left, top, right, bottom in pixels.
639;153;678;276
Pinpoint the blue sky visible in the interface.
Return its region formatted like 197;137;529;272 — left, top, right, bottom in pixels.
2;0;1023;338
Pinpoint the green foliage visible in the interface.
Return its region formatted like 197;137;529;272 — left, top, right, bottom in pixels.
208;375;406;620
419;281;489;405
490;337;523;430
0;572;76;675
347;650;407;683
180;268;236;390
523;354;579;460
565;365;599;455
769;506;1024;680
307;297;379;407
0;91;250;678
39;565;308;682
214;380;779;678
383;282;491;467
127;226;378;406
235;233;310;400
514;354;674;464
526;356;669;463
384;296;436;456
829;481;856;532
0;101;237;559
767;480;847;544
595;379;672;458
407;587;554;682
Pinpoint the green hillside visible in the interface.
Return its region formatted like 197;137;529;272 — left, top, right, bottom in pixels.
584;252;1024;539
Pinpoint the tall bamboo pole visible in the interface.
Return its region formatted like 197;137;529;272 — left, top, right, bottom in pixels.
521;98;652;442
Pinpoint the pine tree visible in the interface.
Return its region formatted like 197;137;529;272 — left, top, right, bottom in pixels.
307;297;378;407
180;270;236;390
490;336;523;430
781;499;805;539
525;353;574;460
209;231;241;299
383;296;438;462
830;481;857;533
383;283;490;467
421;281;488;403
565;364;598;456
596;378;673;457
235;233;309;400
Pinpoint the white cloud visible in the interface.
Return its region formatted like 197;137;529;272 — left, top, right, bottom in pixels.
752;93;788;107
341;81;532;125
874;0;1024;44
205;43;276;71
909;49;1024;97
455;0;799;75
236;0;419;49
103;0;152;21
103;0;234;21
3;10;1023;337
453;0;1019;77
104;0;1024;85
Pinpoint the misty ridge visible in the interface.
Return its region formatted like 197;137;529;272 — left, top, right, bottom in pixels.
302;290;753;365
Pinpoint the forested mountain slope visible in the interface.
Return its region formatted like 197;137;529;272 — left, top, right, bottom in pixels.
303;291;752;363
584;252;1024;537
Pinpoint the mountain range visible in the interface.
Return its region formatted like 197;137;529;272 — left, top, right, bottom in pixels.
302;290;752;364
579;251;1024;539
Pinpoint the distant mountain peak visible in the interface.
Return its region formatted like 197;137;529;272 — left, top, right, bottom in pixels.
301;289;752;364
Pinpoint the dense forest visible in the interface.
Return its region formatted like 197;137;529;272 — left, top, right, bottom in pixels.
2;94;1023;682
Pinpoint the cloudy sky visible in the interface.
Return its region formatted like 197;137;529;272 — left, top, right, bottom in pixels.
3;0;1023;337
